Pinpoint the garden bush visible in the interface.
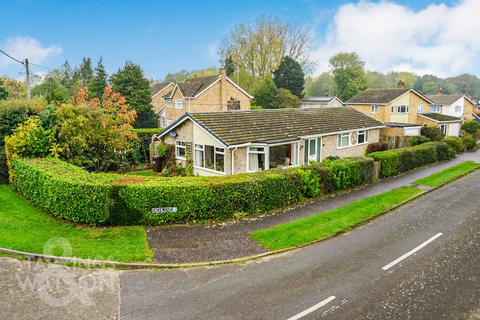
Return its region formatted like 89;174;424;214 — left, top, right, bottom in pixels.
10;158;136;225
132;128;163;164
461;134;477;151
368;141;454;178
321;157;376;190
443;136;464;154
409;135;430;146
462;120;480;135
366;142;388;153
421;126;443;141
119;171;303;224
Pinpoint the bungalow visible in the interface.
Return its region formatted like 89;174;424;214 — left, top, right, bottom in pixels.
346;81;463;137
151;68;253;127
300;96;343;108
155;107;384;176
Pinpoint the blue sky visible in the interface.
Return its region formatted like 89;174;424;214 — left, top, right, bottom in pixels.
1;0;476;80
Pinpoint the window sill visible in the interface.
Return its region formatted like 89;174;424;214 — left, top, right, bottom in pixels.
194;166;226;175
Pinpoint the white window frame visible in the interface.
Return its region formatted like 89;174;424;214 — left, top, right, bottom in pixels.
247;146;267;172
397;105;408;113
371;105;379;113
166;119;173;126
417;105;424;113
175;141;186;160
357;130;368;145
175;99;183;109
165;98;172;108
454;105;461;113
194;144;225;173
337;133;350;149
430;105;441;113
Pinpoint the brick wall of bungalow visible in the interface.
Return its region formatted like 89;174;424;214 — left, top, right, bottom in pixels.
159;119;381;176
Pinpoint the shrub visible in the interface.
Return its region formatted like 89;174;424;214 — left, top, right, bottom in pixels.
120;171;302;224
462;120;480;135
368;141;454;178
0;100;41;183
10;158;137;225
133;128;163;163
421;126;443;141
443;136;464;154
296;169;321;197
462;134;477;151
155;142;169;157
409;135;430;146
321;157;375;190
366;142;388;153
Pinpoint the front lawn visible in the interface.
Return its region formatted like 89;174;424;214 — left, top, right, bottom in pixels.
0;185;152;262
412;161;480;187
251;186;423;251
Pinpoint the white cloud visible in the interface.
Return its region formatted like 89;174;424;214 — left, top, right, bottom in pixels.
312;0;480;76
0;36;62;67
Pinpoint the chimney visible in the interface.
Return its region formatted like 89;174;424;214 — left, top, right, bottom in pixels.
220;67;227;110
438;87;444;94
397;80;405;89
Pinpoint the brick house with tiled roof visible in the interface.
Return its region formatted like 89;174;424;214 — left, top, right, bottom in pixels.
345;82;463;137
155;107;384;176
151;68;252;127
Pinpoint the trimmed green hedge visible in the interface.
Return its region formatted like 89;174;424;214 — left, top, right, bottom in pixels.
368;141;454;178
9;157;378;225
10;158;135;225
120;171;302;224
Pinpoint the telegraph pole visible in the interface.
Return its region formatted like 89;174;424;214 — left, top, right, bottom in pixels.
24;58;31;101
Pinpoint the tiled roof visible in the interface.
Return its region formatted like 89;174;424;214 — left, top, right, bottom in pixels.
419;113;461;122
150;82;172;96
184;107;384;146
346;88;410;104
427;94;464;106
177;75;220;97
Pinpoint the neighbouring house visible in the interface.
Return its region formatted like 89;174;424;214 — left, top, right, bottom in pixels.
151;68;253;127
300;96;343;108
345;81;462;138
154;107;384;176
426;93;476;121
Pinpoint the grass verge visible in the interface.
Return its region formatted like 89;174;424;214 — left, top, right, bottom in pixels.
0;185;152;262
412;161;480;187
250;186;423;251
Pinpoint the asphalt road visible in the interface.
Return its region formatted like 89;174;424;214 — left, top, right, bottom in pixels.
120;170;480;320
1;169;479;319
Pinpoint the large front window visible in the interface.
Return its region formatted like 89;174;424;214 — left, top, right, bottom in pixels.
269;143;298;169
194;144;225;172
248;147;266;172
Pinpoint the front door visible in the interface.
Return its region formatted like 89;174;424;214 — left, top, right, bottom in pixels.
307;138;321;163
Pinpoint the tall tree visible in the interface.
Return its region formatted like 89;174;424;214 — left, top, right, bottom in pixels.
111;61;156;128
219;15;312;78
272;56;305;98
252;78;278;109
89;57;108;99
76;57;94;86
305;73;335;96
329;52;367;101
224;56;235;77
0;78;8;100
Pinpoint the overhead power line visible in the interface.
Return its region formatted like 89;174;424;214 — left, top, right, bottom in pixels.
0;49;25;65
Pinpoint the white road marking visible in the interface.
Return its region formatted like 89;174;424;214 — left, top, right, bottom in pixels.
382;232;443;271
287;296;336;320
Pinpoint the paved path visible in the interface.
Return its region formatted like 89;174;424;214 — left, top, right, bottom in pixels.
147;151;480;263
2;168;480;319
